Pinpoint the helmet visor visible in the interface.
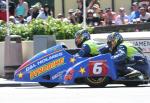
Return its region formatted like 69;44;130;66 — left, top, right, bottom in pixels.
75;35;83;48
107;41;112;48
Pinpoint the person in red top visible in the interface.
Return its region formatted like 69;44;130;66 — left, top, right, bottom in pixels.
104;8;116;25
0;0;7;21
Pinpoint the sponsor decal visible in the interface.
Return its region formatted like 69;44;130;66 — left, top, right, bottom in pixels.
52;70;66;80
129;40;150;53
30;57;64;80
70;58;76;63
25;53;63;72
79;67;86;75
18;72;23;79
37;53;63;66
25;64;36;72
88;61;108;76
65;69;74;81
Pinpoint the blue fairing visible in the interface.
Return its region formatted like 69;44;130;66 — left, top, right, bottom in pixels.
14;45;117;84
64;53;117;84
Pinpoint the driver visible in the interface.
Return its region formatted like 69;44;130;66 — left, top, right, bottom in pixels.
106;32;149;78
75;29;108;57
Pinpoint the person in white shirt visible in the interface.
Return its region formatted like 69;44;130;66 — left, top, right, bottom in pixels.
148;6;150;13
36;4;51;20
115;7;129;25
139;7;150;22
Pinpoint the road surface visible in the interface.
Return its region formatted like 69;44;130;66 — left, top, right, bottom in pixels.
0;84;150;103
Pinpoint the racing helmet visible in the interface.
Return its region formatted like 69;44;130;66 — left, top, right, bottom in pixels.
107;32;123;48
75;29;90;48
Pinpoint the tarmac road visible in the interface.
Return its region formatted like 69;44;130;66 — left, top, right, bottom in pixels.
0;84;150;103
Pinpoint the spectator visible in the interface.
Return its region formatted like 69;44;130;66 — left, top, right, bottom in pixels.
26;3;41;23
36;4;51;20
139;0;149;8
31;4;40;19
98;9;105;25
0;0;6;21
74;9;83;24
129;2;140;22
148;6;150;13
76;0;83;13
92;4;100;16
139;7;150;22
27;2;41;23
26;7;33;23
86;9;94;26
67;9;76;24
23;0;28;17
92;4;101;26
76;0;100;12
9;16;16;23
56;13;64;20
115;7;129;25
88;0;100;9
9;0;16;16
104;8;116;25
16;15;26;24
15;0;28;18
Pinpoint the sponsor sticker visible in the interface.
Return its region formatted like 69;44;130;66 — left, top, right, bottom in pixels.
52;70;66;80
129;40;150;53
25;52;63;72
30;57;64;80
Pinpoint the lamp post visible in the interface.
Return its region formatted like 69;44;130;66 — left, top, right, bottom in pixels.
6;0;10;36
83;0;87;29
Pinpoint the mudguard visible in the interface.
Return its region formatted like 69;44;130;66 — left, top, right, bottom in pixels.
14;45;117;84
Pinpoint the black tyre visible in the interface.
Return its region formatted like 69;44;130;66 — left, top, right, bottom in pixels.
39;82;59;88
85;76;110;88
124;82;140;87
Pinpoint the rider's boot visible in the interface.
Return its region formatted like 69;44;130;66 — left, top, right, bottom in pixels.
124;67;144;80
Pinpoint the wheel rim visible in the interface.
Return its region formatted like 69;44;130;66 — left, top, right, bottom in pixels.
86;76;106;84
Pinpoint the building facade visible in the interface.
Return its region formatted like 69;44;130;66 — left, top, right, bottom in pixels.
54;0;132;17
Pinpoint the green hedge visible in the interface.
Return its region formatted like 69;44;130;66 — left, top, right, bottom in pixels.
0;17;94;41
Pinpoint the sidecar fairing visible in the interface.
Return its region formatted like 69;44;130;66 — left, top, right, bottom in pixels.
14;45;117;86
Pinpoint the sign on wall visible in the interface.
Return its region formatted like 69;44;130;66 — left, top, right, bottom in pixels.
128;40;150;53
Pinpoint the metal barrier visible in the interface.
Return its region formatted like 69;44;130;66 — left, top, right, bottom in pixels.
33;35;56;54
4;35;23;79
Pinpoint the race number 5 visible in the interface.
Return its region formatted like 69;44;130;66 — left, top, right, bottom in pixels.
93;63;102;75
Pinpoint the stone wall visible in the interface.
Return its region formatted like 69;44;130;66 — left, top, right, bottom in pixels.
94;23;150;33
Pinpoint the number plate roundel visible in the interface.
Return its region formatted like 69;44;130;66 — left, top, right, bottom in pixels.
88;61;108;76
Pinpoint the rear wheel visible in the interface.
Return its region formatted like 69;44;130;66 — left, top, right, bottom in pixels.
39;82;59;88
85;76;110;88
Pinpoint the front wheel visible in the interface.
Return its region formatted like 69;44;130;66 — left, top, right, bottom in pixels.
39;82;59;88
124;82;141;87
85;76;110;88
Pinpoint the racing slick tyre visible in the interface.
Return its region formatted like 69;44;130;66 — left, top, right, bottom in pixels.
123;82;141;87
39;82;59;88
85;76;110;88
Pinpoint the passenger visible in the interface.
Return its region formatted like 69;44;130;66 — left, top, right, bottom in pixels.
106;32;149;79
75;29;106;57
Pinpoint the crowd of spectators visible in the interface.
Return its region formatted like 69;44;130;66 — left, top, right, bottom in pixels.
56;0;150;26
0;0;150;26
0;0;52;24
63;0;150;26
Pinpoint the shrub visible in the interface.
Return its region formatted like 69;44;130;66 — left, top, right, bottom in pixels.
0;17;94;41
